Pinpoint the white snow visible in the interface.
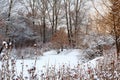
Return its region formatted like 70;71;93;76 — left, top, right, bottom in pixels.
0;49;103;79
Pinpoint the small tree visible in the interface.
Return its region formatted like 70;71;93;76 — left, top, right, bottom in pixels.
51;28;69;52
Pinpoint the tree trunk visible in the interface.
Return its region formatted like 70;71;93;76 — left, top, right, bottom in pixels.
52;3;55;35
64;0;72;47
74;0;79;46
8;0;13;21
43;16;46;43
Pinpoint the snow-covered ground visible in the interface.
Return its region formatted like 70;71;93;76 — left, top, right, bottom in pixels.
0;49;103;79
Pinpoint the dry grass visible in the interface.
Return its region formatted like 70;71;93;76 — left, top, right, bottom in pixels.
0;46;120;80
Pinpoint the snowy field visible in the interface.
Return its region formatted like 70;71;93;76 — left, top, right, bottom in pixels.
0;49;103;79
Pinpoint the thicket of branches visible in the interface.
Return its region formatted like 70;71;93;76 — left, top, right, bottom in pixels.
0;0;92;49
92;0;120;59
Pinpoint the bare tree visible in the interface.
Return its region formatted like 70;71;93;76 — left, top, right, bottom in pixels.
64;0;88;48
92;0;120;59
110;0;120;58
6;0;13;36
21;0;48;43
47;0;61;35
8;0;13;20
64;0;75;47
